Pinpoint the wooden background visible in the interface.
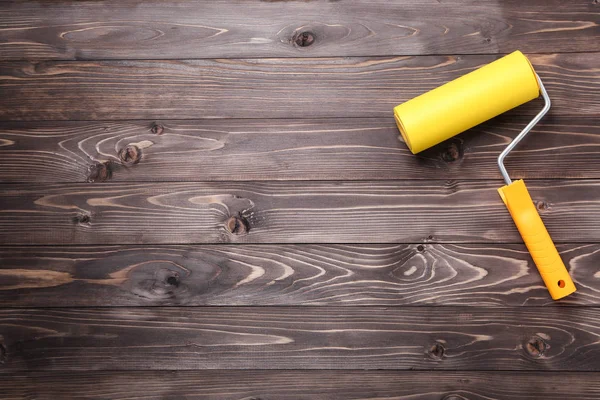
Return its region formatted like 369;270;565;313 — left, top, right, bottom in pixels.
1;1;599;398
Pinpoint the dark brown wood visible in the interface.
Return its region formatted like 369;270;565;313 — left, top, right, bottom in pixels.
1;115;598;183
3;371;600;400
0;1;598;393
0;53;597;121
0;180;598;245
0;243;597;307
1;306;600;371
1;0;598;60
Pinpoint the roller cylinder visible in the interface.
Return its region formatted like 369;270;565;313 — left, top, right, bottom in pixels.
394;51;540;154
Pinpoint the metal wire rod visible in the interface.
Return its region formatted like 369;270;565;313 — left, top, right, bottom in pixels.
497;74;551;186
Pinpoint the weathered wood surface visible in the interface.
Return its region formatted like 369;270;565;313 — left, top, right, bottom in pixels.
0;244;598;307
1;307;600;371
3;371;600;400
1;0;599;395
1;116;599;183
1;53;598;121
1;0;597;61
0;180;598;245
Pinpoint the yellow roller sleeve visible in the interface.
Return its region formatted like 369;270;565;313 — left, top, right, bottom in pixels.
498;180;576;300
394;51;540;153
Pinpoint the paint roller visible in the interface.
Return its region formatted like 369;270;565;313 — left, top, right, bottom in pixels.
393;50;576;300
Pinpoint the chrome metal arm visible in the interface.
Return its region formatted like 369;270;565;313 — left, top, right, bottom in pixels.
497;74;551;185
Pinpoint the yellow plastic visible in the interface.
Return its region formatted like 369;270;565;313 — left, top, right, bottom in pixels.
498;180;576;300
394;50;540;154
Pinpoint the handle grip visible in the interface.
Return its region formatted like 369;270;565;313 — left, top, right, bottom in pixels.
498;179;576;300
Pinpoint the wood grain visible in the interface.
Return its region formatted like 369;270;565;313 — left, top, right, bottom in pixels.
3;371;600;400
1;244;598;307
1;115;599;183
0;53;597;121
0;0;598;60
0;180;599;245
0;0;598;393
1;306;600;371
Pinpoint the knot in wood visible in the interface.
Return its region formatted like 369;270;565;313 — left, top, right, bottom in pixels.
166;274;180;287
442;396;467;400
137;267;187;300
74;213;91;225
441;141;463;162
227;216;249;235
428;342;445;360
87;162;111;183
525;335;548;358
417;244;425;252
294;31;315;47
151;122;164;135
536;201;549;211
119;145;141;166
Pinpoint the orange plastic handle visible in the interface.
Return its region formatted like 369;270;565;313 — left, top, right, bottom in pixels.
498;179;576;300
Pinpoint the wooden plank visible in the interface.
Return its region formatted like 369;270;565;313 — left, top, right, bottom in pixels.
0;53;597;121
1;116;599;183
0;0;598;60
2;371;600;400
1;306;600;371
0;244;598;307
0;180;599;245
